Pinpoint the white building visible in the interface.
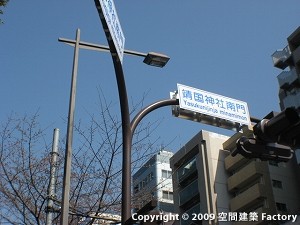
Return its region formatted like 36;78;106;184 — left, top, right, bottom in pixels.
79;213;121;225
133;150;174;213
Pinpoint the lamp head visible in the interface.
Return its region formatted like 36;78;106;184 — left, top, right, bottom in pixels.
143;52;170;68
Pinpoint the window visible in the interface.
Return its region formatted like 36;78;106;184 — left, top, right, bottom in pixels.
276;202;287;212
138;172;155;191
162;169;172;179
138;182;142;190
149;172;154;181
177;157;197;182
269;160;279;167
272;179;283;189
162;191;173;201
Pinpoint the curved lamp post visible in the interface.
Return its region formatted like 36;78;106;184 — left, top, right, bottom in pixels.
109;57;173;225
91;1;173;224
101;51;170;224
102;49;171;224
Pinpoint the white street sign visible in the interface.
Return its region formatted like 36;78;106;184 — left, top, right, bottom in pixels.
98;0;125;63
177;84;251;125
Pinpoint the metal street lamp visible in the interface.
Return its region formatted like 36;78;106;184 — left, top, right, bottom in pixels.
143;52;170;68
92;2;172;222
58;31;170;225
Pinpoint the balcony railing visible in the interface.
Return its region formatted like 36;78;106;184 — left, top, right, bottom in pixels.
272;45;292;69
230;183;267;212
277;67;299;90
224;154;251;173
227;161;265;192
179;179;199;207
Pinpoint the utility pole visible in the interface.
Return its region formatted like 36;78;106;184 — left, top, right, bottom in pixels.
46;128;60;225
60;28;81;225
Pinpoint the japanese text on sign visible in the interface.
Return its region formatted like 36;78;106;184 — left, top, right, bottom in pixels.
98;0;125;63
177;84;251;125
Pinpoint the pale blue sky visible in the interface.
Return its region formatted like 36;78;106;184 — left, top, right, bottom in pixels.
1;1;300;151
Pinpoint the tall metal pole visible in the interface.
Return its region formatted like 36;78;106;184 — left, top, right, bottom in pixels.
112;59;132;225
46;128;60;225
93;1;132;223
60;28;81;225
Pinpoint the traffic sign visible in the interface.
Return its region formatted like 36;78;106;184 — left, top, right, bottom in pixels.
177;84;251;126
98;0;125;63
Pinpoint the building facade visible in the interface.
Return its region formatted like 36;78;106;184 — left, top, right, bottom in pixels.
224;131;300;225
132;150;175;213
272;26;300;110
170;130;300;225
272;26;300;163
170;130;230;225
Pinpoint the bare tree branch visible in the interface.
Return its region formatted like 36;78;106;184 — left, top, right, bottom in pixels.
0;90;165;224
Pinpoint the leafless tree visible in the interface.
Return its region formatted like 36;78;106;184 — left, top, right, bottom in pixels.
0;112;51;224
0;92;162;224
0;0;9;24
65;91;161;224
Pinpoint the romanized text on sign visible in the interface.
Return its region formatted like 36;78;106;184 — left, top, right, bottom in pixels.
177;84;251;125
98;0;125;63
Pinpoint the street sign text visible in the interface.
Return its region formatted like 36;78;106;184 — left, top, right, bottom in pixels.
98;0;125;63
177;84;251;125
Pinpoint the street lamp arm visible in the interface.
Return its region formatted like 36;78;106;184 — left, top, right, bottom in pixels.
58;37;148;58
131;99;179;135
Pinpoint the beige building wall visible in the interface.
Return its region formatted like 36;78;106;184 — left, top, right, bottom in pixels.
224;132;300;225
170;130;230;225
268;158;300;215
